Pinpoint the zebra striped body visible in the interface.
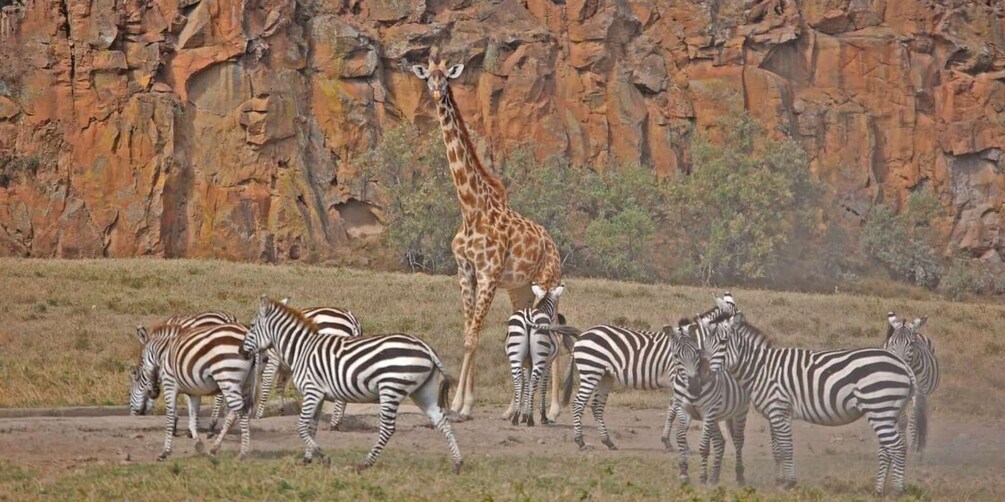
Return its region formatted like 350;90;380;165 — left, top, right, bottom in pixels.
240;297;462;473
885;313;938;454
255;303;363;432
667;321;749;485
129;310;238;434
708;310;917;495
556;324;676;450
504;284;564;426
134;323;256;461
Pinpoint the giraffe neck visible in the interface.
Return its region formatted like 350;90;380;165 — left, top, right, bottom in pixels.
435;87;506;220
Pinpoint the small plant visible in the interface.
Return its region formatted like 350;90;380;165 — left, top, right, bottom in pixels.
860;191;944;289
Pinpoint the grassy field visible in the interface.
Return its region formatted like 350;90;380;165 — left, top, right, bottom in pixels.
1;258;1003;501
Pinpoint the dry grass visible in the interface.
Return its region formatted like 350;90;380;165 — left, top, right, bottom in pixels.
0;257;1002;419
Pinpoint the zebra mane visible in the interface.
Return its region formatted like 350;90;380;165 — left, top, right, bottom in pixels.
146;323;185;338
265;297;321;333
731;313;772;350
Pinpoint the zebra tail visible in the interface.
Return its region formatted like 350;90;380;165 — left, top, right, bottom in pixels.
532;324;582;339
913;391;928;454
244;352;261;414
438;372;453;411
561;354;577;408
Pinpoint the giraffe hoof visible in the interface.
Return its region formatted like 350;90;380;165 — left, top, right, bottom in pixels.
447;412;472;423
452;461;462;475
540;416;551;425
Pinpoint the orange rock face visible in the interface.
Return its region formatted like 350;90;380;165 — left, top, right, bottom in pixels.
0;0;1003;265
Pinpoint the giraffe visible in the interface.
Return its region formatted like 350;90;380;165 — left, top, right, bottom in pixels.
411;53;563;421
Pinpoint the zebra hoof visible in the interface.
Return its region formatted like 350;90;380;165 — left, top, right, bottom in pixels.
679;475;690;484
156;452;170;462
661;437;672;451
526;417;535;427
452;461;462;475
447;412;472;423
782;480;797;490
602;440;617;451
237;452;249;462
354;463;371;473
540;416;551;425
510;415;519;426
574;437;586;450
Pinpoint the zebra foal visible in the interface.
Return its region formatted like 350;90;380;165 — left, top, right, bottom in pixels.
504;283;569;426
239;296;462;473
706;303;919;495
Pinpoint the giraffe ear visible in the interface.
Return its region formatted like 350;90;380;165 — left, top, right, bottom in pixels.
446;64;465;79
411;65;429;79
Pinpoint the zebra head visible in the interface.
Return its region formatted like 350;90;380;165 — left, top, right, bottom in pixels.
704;312;744;375
885;313;927;365
241;296;279;359
531;282;565;324
697;292;738;325
410;49;465;102
671;319;709;399
129;326;157;416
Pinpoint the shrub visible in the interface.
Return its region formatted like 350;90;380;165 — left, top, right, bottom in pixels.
665;111;819;284
502;148;581;265
859;191;943;289
939;258;1005;299
361;125;458;273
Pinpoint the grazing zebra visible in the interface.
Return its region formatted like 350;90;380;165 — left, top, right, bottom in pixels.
239;296;462;473
885;312;938;454
131;323;256;460
130;310;239;434
543;322;677;451
255;298;363;432
669;320;749;485
705;306;918;495
504;283;569;426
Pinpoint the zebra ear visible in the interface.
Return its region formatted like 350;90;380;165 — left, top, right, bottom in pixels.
280;297;291;305
887;313;902;329
714;296;728;310
135;326;148;344
722;292;735;307
259;295;272;313
531;283;546;299
911;316;927;329
129;365;138;377
552;284;566;297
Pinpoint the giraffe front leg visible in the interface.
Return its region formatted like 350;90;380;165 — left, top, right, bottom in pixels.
457;271;499;419
546;350;565;422
450;259;477;418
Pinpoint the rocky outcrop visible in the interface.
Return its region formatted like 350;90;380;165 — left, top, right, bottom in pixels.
0;0;1003;266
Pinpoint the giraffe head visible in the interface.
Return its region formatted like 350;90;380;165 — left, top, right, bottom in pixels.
411;52;465;101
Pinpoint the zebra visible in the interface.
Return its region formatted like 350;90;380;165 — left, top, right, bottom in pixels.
504;283;570;426
129;310;239;435
668;319;749;485
239;296;462;473
661;293;739;452
130;323;257;461
704;304;919;495
885;312;938;455
254;298;363;432
541;322;677;451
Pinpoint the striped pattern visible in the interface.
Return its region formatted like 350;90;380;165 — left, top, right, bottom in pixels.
129;310;238;434
504;284;564;426
255;300;363;432
885;313;938;454
135;323;256;461
666;321;749;485
240;297;462;473
552;323;677;450
708;308;917;495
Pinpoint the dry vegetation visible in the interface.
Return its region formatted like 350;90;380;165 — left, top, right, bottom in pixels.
1;258;1004;500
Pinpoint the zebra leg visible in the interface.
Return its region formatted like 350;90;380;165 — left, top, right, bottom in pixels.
865;410;907;495
329;400;348;431
727;411;748;485
307;397;324;439
411;370;463;474
158;381;179;461
676;411;692;483
206;394;224;437
358;391;401;472
591;376;616;450
255;355;281;419
509;364;523;425
527;364;544;427
539;364;551;425
208;389;243;457
767;409;796;488
708;420;726;484
297;389;326;464
661;399;679;451
521;367;531;424
184;394;204;453
698;419;712;484
571;371;599;450
237;410;251;461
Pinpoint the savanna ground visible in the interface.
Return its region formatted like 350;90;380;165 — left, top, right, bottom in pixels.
0;258;1003;500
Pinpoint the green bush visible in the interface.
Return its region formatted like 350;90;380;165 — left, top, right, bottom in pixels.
665;111;819;284
360;125;458;273
502;149;580;263
938;258;1005;299
859;191;943;289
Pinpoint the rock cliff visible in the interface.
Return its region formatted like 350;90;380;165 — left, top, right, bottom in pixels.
0;0;1002;266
